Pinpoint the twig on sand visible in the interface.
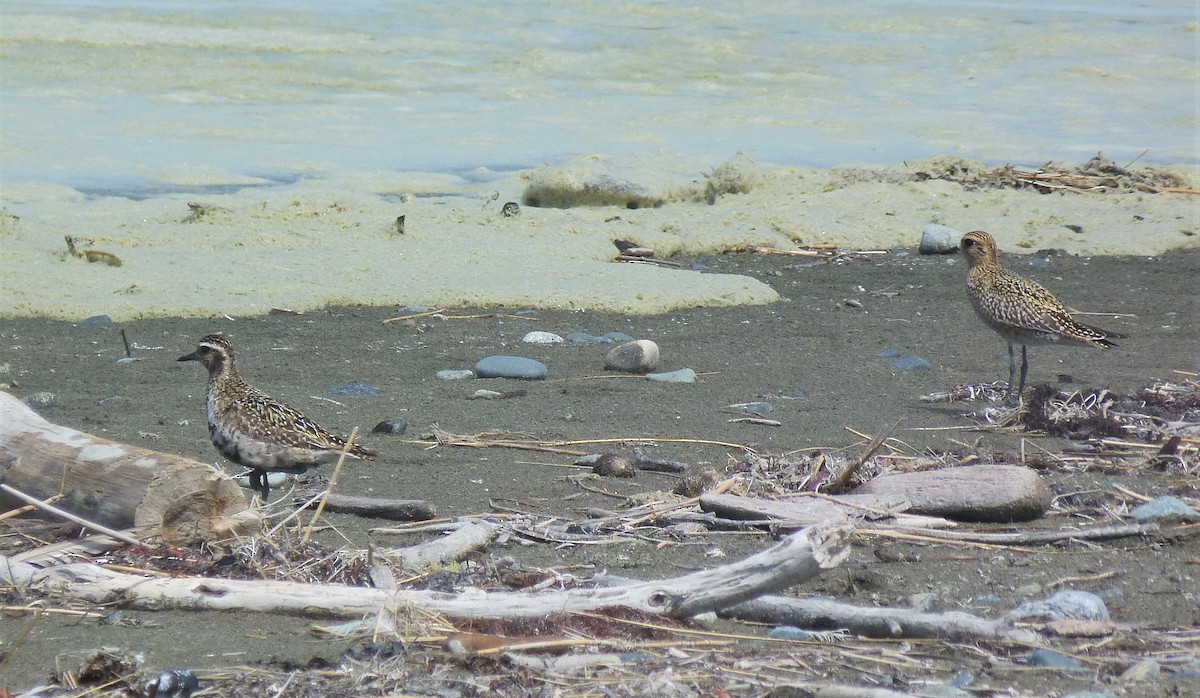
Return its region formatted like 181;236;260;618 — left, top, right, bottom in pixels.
300;428;358;544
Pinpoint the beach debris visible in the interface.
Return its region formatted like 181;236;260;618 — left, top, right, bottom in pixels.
913;152;1195;194
852;464;1052;522
728;416;782;427
294;490;436;521
604;339;660;374
64;235;123;267
371;419;408;436
1128;495;1200;521
1010;590;1110;622
474;355;549;380
469;388;528;400
630;447;688;474
725;401;770;416
144;669;199;698
522;330;564;345
182;201;230;222
919;223;962;254
613;239;656;257
645;367;696;383
521;168;664;209
392;214;406;235
501;201;520;217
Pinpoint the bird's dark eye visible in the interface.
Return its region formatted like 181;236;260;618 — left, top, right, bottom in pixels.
963;239;974;247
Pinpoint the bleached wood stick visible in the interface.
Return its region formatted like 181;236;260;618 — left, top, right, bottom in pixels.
0;484;140;546
0;524;851;620
380;519;499;570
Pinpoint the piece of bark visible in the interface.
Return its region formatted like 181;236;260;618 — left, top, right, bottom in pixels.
381;519;499;570
718;595;1037;644
699;492;953;529
0;524;851;620
295;491;436;521
0;391;257;544
852;464;1051;522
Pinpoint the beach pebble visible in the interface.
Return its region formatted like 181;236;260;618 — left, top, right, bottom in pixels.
143;668;199;698
474;355;548;380
645;368;697;383
592;453;635;478
436;369;475;381
236;471;288;491
727;401;770;415
893;355;931;371
1129;495;1200;521
371;419;408;436
82;314;113;325
1026;648;1082;670
919;223;961;255
521;169;664;209
852;464;1051;522
22;391;57;408
604;340;660;374
470;389;505;400
522;331;563;345
1012;590;1109;621
327;382;379;397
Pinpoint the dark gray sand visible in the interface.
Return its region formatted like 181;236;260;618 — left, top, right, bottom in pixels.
2;247;1198;695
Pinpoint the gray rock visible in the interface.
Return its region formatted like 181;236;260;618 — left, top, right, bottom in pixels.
919;223;962;254
327;382;379;397
522;331;563;345
22;391;57;408
1012;590;1109;621
474;355;548;380
566;332;602;343
1130;495;1200;521
436;369;475;381
471;389;505;400
82;315;113;324
893;355;931;371
1026;648;1083;669
371;419;408;436
605;340;660;374
853;464;1051;523
645;368;697;383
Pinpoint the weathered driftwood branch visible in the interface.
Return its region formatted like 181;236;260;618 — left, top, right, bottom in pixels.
0;391;257;544
718;595;1038;644
870;521;1160;546
381;519;499;570
295;490;436;521
699;493;953;529
0;524;851;620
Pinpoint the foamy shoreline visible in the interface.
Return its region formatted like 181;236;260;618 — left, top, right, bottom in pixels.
1;156;1196;321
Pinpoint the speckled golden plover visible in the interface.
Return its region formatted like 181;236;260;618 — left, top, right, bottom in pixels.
959;230;1123;402
178;334;376;501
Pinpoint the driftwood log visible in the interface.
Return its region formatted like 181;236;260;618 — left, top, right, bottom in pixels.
295;490;436;521
699;492;954;529
0;391;257;544
0;524;851;620
852;464;1051;522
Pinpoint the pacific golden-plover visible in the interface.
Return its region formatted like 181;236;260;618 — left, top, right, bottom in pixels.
959;230;1123;402
178;334;376;501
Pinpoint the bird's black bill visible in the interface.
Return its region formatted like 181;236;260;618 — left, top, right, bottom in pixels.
177;351;200;362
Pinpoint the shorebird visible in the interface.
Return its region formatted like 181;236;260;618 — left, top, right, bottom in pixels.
959;230;1122;402
178;334;376;501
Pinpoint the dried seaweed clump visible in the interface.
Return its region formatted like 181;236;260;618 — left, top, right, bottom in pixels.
912;153;1189;194
1021;385;1128;439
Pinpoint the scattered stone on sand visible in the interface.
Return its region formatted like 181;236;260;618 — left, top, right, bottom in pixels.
522;331;564;345
371;419;408;436
1012;590;1110;622
327;382;379;397
436;369;475;381
851;464;1051;522
645;368;696;383
1129;495;1200;521
474;355;549;380
591;453;635;477
893;355;931;371
21;391;57;409
919;223;962;254
604;339;660;374
727;401;771;415
521;168;664;209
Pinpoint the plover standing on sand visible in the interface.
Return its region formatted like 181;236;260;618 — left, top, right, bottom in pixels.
959;230;1123;402
178;334;376;501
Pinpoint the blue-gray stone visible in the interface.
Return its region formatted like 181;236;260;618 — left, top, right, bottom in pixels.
645;368;697;383
919;223;961;255
894;355;931;371
1013;590;1109;621
371;419;408;436
1027;648;1083;669
436;369;475;381
600;332;634;343
522;331;563;345
566;332;601;343
327;382;379;397
82;315;112;324
767;626;815;640
1130;495;1200;521
474;355;548;380
1026;257;1051;268
878;348;902;358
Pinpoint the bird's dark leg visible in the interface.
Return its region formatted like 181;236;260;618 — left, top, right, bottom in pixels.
1006;343;1018;400
1017;344;1029;400
256;470;270;502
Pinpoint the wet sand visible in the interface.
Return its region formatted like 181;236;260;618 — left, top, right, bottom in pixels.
2;246;1198;693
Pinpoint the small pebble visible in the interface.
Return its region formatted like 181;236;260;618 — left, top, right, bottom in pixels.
919;223;961;255
327;382;380;397
1026;648;1083;669
22;391;57;408
436;369;475;381
605;339;660;374
371;419;408;436
1129;495;1200;521
645;368;697;383
893;355;931;371
116;356;142;364
566;332;602;343
1012;590;1109;621
727;401;770;415
236;472;288;490
474;355;548;380
471;389;505;400
592;453;635;477
522;331;563;345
